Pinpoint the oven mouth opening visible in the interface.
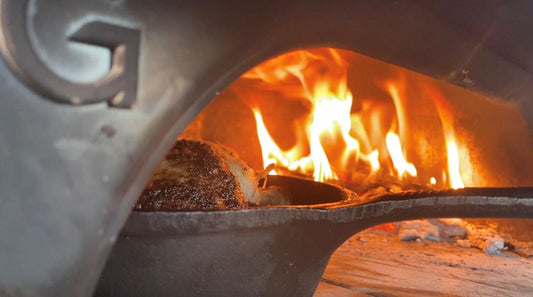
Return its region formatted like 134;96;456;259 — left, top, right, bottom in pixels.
132;46;533;219
175;46;533;206
97;46;533;297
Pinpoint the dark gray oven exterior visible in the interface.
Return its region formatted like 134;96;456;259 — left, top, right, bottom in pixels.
0;1;532;296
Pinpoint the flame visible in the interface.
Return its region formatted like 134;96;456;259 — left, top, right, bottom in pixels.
248;49;358;182
252;108;286;172
385;132;417;178
445;140;465;189
428;86;467;189
243;48;469;190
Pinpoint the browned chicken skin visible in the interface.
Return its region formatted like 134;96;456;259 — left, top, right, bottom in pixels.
135;139;261;211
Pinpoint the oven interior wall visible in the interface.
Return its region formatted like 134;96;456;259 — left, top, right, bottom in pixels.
181;48;533;188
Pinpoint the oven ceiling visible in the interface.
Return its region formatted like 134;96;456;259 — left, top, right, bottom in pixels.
419;0;533;75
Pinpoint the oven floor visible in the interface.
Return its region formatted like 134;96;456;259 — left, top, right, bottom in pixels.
314;228;533;297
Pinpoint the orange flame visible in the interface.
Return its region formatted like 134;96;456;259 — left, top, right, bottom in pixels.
428;86;467;189
445;140;465;189
244;48;469;190
385;132;417;178
252;108;287;173
248;49;359;182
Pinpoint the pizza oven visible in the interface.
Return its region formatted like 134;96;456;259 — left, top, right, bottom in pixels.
0;1;532;297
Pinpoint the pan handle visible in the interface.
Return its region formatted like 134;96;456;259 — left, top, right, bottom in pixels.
333;187;533;232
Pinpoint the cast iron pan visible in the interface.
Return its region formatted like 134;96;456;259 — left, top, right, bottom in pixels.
95;176;533;297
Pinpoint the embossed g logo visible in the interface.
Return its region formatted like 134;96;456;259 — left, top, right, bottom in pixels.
0;0;140;108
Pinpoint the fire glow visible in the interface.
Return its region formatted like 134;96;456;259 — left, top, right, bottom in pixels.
244;48;468;190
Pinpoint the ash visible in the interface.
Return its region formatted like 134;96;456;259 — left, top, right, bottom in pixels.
395;218;533;257
315;228;533;297
397;218;513;255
